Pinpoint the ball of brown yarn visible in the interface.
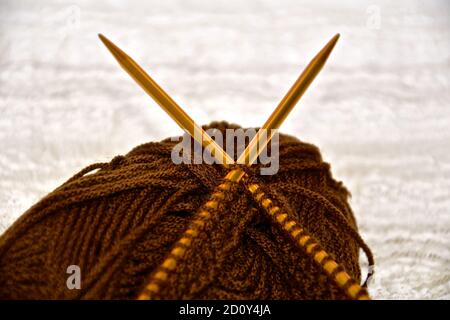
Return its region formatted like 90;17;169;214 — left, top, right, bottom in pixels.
0;121;372;300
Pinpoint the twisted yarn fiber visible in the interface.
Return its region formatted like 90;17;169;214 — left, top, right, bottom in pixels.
0;122;373;299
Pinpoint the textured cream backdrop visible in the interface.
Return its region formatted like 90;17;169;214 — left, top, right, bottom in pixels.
0;0;449;299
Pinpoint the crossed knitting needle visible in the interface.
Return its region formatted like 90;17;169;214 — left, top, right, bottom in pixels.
99;34;371;300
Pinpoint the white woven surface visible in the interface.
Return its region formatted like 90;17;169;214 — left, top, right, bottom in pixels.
0;0;449;299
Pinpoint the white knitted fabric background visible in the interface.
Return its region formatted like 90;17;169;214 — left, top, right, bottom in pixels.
0;0;449;299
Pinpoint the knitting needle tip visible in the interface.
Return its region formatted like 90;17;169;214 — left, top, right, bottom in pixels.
98;33;129;65
318;33;340;62
237;33;340;166
266;32;340;132
98;33;234;165
98;33;110;48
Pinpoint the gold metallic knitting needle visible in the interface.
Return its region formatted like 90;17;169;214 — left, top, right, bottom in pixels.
105;33;369;300
237;34;340;167
225;34;340;181
99;33;339;181
98;34;234;165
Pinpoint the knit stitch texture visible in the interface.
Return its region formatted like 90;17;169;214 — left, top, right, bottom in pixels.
0;122;372;299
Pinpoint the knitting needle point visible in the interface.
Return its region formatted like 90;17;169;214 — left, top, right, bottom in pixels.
237;33;340;167
98;34;234;165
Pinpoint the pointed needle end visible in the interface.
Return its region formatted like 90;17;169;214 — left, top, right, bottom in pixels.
329;33;340;49
98;33;128;65
98;33;111;48
318;33;340;61
302;33;340;73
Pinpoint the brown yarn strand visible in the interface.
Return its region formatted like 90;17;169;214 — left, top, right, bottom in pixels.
0;122;374;300
139;167;372;300
242;175;372;300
